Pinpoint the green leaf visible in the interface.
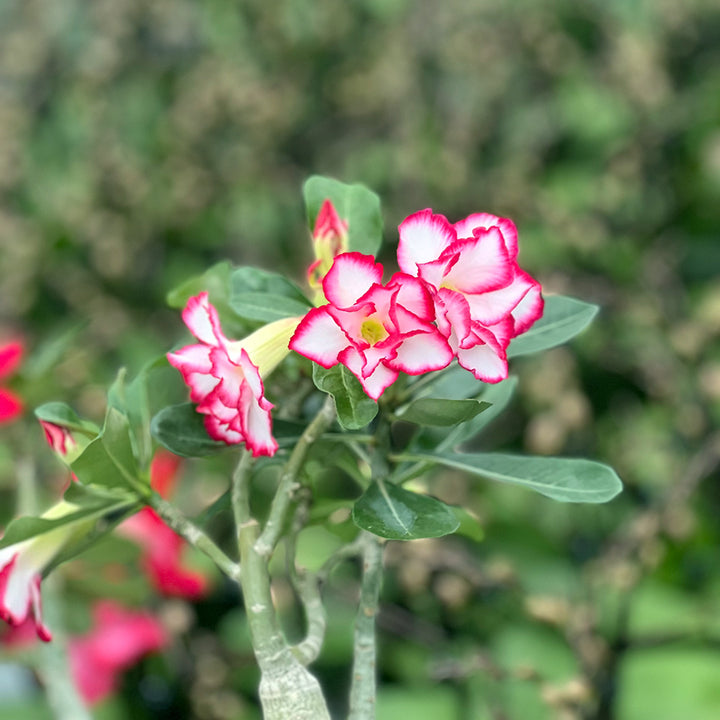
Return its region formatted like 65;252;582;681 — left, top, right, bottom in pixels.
150;402;227;457
102;406;140;483
352;480;460;540
312;364;378;430
508;295;598;357
71;437;136;491
230;266;308;302
229;291;310;323
452;506;484;542
167;260;233;310
400;452;622;503
397;398;491;426
303;176;383;256
439;376;518;450
34;402;98;437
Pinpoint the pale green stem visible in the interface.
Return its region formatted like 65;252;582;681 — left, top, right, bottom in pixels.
16;456;91;720
254;395;336;559
286;496;326;666
148;493;241;583
348;532;385;720
232;452;331;720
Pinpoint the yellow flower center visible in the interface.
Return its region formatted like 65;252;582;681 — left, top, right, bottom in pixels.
360;318;388;346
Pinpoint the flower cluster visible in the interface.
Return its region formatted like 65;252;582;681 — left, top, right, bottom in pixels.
168;205;542;456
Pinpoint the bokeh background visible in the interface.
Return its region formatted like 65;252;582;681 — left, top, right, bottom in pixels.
1;0;719;718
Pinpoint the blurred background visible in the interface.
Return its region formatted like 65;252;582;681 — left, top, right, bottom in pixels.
0;0;719;718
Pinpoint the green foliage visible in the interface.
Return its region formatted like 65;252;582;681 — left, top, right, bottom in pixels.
507;295;599;357
352;479;459;539
312;363;378;429
230;266;312;322
150;402;227;457
401;452;623;503
396;398;491;426
33;402;98;437
303;176;383;256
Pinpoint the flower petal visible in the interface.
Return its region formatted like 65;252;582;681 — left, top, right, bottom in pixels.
322;253;384;309
181;292;228;348
388;330;453;375
0;340;23;381
290;307;350;368
453;213;518;259
0;389;23;424
397;209;456;274
456;343;508;383
439;231;512;294
510;272;544;335
463;268;535;326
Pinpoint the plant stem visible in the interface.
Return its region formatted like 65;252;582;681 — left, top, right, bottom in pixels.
148;492;241;583
254;394;336;559
348;532;385;720
232;452;331;719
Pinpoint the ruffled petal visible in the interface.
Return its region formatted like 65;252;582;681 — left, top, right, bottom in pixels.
322;252;384;309
388;330;453;375
463;268;534;326
453;213;518;259
397;209;456;274
181;293;228;348
440;231;512;294
511;273;544;335
456;342;508;384
289;307;350;367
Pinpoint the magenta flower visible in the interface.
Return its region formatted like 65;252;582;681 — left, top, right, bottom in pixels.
0;340;24;424
307;199;349;297
397;210;543;382
69;601;167;705
168;293;299;457
40;421;78;458
120;451;208;599
290;252;454;400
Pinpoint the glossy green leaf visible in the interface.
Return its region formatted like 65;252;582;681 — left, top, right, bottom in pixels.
303;176;383;256
399;452;622;503
34;402;98;437
352;480;460;539
312;364;378;430
229;291;310;323
150;402;227;457
397;398;491;426
508;295;598;357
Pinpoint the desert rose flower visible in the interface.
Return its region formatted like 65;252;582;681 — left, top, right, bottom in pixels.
40;421;78;458
168;292;299;457
120;451;208;599
0;340;24;424
290;252;454;400
307;199;349;301
397;210;543;382
0;501;90;641
69;600;167;705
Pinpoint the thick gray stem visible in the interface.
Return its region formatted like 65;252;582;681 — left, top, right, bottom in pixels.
348;532;384;720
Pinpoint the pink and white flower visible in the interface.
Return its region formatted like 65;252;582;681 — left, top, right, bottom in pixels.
307;199;349;301
397;210;543;382
168;293;299;457
40;421;78;458
0;500;87;642
69;601;167;705
0;339;24;425
120;451;208;599
290;252;454;400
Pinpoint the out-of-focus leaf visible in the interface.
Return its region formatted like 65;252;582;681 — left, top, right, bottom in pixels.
229;291;310;323
34;402;98;437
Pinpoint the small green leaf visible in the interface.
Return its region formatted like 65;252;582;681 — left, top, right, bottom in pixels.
102;406;140;483
229;292;310;323
303;176;383;256
397;398;491;426
352;480;460;540
150;403;227;457
400;452;623;503
230;266;308;303
508;295;598;357
72;437;136;491
452;506;484;542
312;364;378;430
34;402;98;437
